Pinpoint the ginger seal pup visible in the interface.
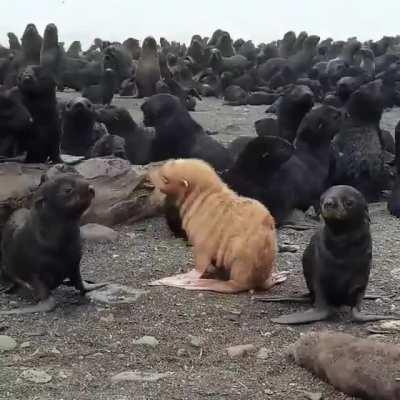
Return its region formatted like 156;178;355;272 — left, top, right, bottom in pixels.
148;158;287;293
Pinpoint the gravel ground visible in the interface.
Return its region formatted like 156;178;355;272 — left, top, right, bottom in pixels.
1;96;400;400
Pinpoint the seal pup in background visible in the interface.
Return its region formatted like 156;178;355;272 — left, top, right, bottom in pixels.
149;159;287;293
136;36;161;97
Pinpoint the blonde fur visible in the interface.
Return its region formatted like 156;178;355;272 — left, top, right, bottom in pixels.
149;158;284;293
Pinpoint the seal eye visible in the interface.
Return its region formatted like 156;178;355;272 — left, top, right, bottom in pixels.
63;186;73;195
345;199;354;207
162;176;169;184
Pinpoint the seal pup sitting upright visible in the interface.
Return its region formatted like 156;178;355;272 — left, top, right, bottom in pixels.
148;159;287;293
0;174;105;314
260;185;399;324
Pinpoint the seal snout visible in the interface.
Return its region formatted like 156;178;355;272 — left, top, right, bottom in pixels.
88;185;95;199
323;197;338;211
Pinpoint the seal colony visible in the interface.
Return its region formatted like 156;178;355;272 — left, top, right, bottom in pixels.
1;23;400;400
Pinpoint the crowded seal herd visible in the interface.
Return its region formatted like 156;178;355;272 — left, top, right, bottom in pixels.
1;23;400;399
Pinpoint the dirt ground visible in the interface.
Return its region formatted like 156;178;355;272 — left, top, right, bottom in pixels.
1;96;400;400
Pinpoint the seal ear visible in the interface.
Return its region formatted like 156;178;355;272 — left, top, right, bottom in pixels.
364;204;371;223
39;174;48;186
188;88;202;100
33;187;46;209
180;179;189;189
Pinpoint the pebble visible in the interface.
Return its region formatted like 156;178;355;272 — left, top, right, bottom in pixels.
189;335;203;348
256;347;271;360
100;313;115;323
86;284;147;304
133;336;159;348
20;369;52;384
380;320;400;331
80;223;118;242
302;391;323;400
111;371;172;383
368;334;388;341
20;342;31;349
177;348;187;357
0;335;17;351
226;344;256;358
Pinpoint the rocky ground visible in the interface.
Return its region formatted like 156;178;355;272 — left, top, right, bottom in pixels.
1;96;400;400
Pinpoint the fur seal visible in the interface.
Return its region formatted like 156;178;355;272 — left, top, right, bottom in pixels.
332;80;387;201
40;23;62;82
288;331;400;400
135;36;161;97
266;185;399;324
61;97;107;157
149;158;287;293
141;94;233;170
96;105;154;165
0;88;33;158
14;65;61;163
82;68;116;105
276;84;314;142
0;174;105;314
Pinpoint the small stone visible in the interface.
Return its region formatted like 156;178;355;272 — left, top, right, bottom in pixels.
80;223;118;242
111;371;172;383
50;347;61;355
302;391;323;400
256;347;271;360
100;314;115;323
21;369;52;384
189;336;203;348
226;344;256;358
20;342;31;349
0;335;17;351
57;370;71;380
177;348;187;357
368;334;387;341
133;336;159;348
380;320;400;331
264;389;274;395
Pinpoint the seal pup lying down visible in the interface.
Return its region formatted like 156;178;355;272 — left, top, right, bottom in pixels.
148;158;287;293
0;174;105;314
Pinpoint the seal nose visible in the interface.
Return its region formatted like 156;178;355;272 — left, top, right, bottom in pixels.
74;102;84;110
323;197;337;210
88;185;95;198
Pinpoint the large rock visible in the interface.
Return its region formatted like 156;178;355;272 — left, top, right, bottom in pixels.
0;158;165;232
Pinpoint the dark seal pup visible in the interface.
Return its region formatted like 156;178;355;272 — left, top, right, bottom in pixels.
264;185;399;324
135;36;161;98
141;93;233;170
0;174;104;314
61;96;107;157
13;65;61;163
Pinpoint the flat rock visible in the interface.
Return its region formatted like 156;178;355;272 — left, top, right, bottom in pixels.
302;391;323;400
133;336;159;348
0;159;165;231
80;223;118;242
20;369;52;384
226;344;256;358
87;284;147;304
111;371;172;383
368;320;400;334
0;335;17;351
